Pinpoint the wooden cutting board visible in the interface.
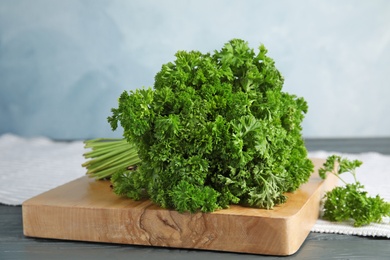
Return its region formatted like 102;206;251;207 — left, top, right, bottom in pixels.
22;158;337;256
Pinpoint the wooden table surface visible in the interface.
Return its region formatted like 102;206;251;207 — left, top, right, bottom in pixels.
1;138;390;260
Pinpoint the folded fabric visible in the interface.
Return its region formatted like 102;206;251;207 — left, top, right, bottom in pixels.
0;133;85;205
0;134;389;237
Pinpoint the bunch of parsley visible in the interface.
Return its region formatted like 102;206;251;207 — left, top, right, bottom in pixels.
319;155;390;227
107;39;314;213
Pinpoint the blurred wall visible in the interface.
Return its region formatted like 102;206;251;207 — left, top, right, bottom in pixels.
1;0;389;139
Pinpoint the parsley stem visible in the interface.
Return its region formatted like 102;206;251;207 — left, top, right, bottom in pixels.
82;138;141;179
332;170;348;185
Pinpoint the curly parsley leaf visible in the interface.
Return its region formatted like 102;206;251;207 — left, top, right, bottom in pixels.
319;156;390;227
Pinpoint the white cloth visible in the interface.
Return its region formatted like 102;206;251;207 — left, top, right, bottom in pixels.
0;134;85;205
0;134;389;237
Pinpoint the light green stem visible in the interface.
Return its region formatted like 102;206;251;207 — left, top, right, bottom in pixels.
82;138;141;179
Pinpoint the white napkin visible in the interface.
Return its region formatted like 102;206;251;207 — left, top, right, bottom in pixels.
0;134;389;237
0;133;85;205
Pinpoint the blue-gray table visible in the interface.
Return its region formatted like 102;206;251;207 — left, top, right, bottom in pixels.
1;138;390;259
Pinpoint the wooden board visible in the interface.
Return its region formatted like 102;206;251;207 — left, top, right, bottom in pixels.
22;158;337;256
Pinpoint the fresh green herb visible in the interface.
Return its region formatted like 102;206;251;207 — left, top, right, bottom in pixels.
319;155;390;227
105;39;313;213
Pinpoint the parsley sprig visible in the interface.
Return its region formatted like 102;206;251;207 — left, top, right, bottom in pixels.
319;155;390;227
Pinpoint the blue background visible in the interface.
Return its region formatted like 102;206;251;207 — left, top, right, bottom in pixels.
1;0;389;139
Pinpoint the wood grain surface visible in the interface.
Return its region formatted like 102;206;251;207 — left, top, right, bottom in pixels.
22;158;337;256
